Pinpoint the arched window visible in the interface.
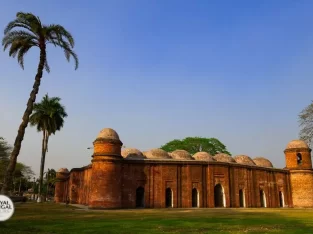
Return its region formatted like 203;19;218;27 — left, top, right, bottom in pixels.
136;187;145;208
297;153;302;165
260;190;267;208
239;189;245;208
192;188;199;208
214;184;225;207
279;191;284;208
165;188;173;208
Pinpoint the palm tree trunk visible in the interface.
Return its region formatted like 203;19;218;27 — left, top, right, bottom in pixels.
38;130;48;202
1;47;46;195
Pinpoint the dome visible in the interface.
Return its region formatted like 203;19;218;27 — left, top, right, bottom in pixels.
253;157;273;168
233;155;256;166
171;150;193;160
213;153;236;163
121;148;146;160
96;128;120;140
286;140;309;149
145;148;172;159
57;168;69;173
193;152;215;161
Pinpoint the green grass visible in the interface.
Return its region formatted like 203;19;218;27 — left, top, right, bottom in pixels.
1;203;313;233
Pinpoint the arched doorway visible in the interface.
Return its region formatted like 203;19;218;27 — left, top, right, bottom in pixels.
279;191;284;208
136;187;145;208
260;190;267;207
239;189;245;208
165;188;173;208
192;188;199;208
214;184;225;207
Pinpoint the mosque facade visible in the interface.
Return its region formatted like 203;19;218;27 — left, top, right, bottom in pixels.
54;128;313;209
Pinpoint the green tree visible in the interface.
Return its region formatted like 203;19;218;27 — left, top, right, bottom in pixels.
160;137;231;155
43;168;56;198
29;94;67;202
299;101;313;146
1;137;35;193
0;137;11;185
1;12;78;194
13;162;35;194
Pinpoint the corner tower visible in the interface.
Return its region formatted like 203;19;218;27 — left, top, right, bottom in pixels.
88;128;123;209
54;168;69;203
284;140;313;207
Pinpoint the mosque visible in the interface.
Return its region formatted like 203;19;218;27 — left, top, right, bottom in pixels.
54;128;313;209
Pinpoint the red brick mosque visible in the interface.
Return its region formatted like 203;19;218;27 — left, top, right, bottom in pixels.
54;128;313;209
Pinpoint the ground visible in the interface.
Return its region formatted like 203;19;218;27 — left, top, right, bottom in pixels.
1;203;313;233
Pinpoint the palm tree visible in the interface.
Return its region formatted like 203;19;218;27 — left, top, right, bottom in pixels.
1;12;78;194
29;94;67;202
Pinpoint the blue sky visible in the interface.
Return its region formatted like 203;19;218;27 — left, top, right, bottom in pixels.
1;0;313;175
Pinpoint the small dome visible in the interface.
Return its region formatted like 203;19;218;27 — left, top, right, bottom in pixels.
145;148;171;159
286;140;309;149
193;152;215;161
213;153;236;163
253;157;273;168
96;128;120;140
57;168;69;173
170;150;193;160
122;148;145;160
233;155;256;166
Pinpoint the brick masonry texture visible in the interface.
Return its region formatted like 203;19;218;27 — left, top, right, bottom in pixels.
54;130;313;209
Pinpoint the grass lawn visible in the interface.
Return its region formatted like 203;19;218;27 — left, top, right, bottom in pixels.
1;203;313;233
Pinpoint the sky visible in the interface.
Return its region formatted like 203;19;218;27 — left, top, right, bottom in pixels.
1;0;313;176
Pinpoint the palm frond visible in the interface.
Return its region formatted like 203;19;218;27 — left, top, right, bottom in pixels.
45;24;74;47
16;12;42;35
4;19;32;34
17;43;33;69
3;34;38;52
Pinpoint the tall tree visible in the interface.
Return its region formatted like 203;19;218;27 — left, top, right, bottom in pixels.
29;94;67;202
299;101;313;146
1;12;78;194
161;137;231;155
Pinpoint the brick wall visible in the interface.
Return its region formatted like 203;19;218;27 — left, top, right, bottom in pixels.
57;159;293;209
289;170;313;208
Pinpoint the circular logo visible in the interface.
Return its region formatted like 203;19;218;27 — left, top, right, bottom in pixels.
0;195;14;221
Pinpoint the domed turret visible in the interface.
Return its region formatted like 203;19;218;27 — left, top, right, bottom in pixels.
145;149;171;159
122;148;146;160
93;128;123;158
233;155;256;166
56;168;69;180
286;140;309;150
54;168;70;203
89;128;123;209
213;153;236;163
285;139;313;208
96;128;120;140
171;150;193;160
284;139;311;170
253;157;273;168
192;152;215;161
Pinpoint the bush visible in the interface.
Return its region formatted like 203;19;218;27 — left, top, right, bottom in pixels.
10;196;28;203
